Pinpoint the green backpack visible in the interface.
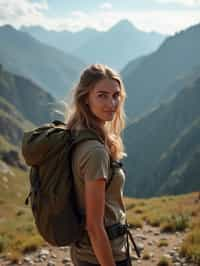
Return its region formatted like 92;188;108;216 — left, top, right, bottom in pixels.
22;120;102;246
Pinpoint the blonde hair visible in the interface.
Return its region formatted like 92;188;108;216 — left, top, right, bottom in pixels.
65;64;126;160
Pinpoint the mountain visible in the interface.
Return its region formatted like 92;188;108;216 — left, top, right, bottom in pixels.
122;23;200;119
75;20;166;70
0;65;64;169
21;25;99;54
123;73;200;197
0;64;63;126
0;25;85;99
154;117;200;196
22;20;166;71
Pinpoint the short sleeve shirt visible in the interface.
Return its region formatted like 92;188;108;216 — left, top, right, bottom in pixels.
71;139;127;264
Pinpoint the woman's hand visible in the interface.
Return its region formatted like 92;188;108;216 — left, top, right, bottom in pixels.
85;178;116;266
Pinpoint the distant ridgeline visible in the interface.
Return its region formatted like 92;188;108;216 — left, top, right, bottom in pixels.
0;25;85;99
21;20;166;71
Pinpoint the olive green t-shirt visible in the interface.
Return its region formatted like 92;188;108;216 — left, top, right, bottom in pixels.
70;139;127;264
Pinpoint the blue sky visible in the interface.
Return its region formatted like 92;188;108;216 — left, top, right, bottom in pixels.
0;0;200;34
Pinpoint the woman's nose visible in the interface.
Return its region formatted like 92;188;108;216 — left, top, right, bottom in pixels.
107;97;117;109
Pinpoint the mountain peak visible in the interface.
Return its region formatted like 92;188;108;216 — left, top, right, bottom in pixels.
1;24;16;32
110;19;138;33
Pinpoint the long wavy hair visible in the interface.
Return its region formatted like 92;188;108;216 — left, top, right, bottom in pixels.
65;64;126;160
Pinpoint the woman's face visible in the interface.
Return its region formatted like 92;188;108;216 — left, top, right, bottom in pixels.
87;78;121;125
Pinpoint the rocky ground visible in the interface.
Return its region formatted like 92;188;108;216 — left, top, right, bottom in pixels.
0;223;197;266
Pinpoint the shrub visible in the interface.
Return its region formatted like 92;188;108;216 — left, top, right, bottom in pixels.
161;214;190;233
142;252;150;260
128;216;143;229
21;235;43;254
0;235;8;253
158;239;168;247
180;228;200;264
146;215;161;227
16;210;25;216
157;256;171;266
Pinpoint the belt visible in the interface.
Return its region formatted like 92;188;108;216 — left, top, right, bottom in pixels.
106;223;127;240
106;222;141;258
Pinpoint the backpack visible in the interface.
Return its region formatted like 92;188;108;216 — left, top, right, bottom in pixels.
22;120;103;246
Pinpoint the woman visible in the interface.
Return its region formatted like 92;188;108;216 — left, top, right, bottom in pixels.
66;64;130;266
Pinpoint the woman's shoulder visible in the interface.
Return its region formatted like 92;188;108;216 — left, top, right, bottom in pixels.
74;139;108;158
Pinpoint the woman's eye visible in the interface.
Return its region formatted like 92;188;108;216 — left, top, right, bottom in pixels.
98;94;107;98
113;94;120;100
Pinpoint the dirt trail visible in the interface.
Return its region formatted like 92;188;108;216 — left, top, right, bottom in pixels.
0;223;196;266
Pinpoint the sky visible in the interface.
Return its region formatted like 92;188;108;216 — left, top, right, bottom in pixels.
0;0;200;35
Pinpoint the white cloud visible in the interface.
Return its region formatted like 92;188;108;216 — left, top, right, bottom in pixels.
99;2;113;10
155;0;200;7
0;0;48;28
0;1;200;34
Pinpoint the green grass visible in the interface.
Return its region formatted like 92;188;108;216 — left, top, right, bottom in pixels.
0;165;199;264
180;224;200;265
0;163;44;258
125;192;200;265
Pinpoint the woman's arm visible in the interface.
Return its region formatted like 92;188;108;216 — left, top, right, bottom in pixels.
85;178;115;266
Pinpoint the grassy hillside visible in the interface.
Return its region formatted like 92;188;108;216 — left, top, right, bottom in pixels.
0;163;43;261
0;65;63;126
125;192;200;265
0;185;199;264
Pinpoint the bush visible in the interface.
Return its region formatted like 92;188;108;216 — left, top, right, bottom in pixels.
161;214;190;233
146;215;161;227
157;256;171;266
158;239;168;247
0;235;8;253
142;252;150;260
180;228;200;264
128;216;143;229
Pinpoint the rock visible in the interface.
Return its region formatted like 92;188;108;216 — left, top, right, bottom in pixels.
62;257;70;263
47;261;56;266
24;256;34;264
60;247;69;252
147;240;153;245
39;249;50;257
149;252;154;258
168;250;177;256
137;243;144;252
135;234;147;240
163;254;171;260
34;257;44;263
1;150;26;170
0;161;15;176
51;253;57;259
